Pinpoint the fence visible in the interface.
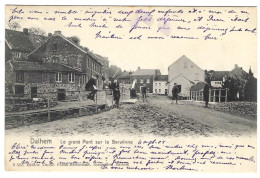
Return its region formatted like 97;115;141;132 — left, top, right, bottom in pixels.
190;88;228;102
5;89;116;124
5;86;132;120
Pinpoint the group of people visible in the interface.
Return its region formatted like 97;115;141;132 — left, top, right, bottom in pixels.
85;75;210;108
85;75;121;108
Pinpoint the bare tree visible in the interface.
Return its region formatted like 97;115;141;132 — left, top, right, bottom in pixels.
28;27;46;36
7;21;21;30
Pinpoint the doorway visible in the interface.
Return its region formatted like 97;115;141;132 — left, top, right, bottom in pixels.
31;87;37;98
57;89;66;101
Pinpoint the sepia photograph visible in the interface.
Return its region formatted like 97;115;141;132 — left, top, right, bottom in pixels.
3;4;258;173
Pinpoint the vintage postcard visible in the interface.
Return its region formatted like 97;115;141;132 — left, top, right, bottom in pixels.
4;5;257;172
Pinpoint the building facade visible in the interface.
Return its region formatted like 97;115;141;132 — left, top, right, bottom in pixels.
117;70;132;84
130;67;161;93
153;75;168;95
168;55;204;97
6;29;105;101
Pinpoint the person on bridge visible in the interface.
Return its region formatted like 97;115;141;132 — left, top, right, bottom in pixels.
85;75;98;101
203;81;210;108
172;83;179;104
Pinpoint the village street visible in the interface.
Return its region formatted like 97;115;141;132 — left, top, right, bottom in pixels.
5;95;256;138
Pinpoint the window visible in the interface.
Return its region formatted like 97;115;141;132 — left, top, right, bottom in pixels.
165;83;167;86
140;79;144;83
68;73;75;83
55;72;62;82
16;72;24;83
87;58;90;68
53;43;58;51
184;62;187;68
147;79;150;83
159;83;161;86
155;83;157;86
155;89;157;93
82;74;86;84
159;89;161;92
15;52;21;58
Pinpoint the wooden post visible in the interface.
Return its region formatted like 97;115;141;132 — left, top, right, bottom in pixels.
213;89;216;102
105;89;108;106
78;90;81;116
202;91;204;101
47;92;50;121
225;88;228;102
209;88;211;102
219;89;221;102
95;91;98;113
195;91;197;101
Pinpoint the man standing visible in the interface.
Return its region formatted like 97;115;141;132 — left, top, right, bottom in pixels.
111;80;120;108
141;84;147;99
172;83;179;104
85;75;98;101
203;81;210;108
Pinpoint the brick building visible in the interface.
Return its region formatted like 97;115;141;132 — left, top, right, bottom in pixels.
6;29;106;101
117;70;133;84
130;67;161;93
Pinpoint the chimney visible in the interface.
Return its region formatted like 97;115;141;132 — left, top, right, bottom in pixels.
235;64;238;68
23;28;29;35
48;33;52;37
138;66;140;69
53;31;62;36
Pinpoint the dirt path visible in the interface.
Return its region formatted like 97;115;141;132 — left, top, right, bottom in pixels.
5;96;256;137
147;95;256;136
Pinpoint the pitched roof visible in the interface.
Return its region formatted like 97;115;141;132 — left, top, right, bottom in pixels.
117;71;132;79
8;60;81;72
154;75;168;81
29;32;102;65
169;55;202;70
131;69;160;76
210;71;230;81
229;67;249;79
28;34;48;49
5;29;35;52
94;53;109;61
190;81;205;91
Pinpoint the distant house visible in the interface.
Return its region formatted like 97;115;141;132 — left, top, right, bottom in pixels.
168;55;204;97
130;67;161;93
117;70;133;84
94;53;110;85
207;70;230;88
5;28;48;62
153;75;168;95
227;64;257;101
